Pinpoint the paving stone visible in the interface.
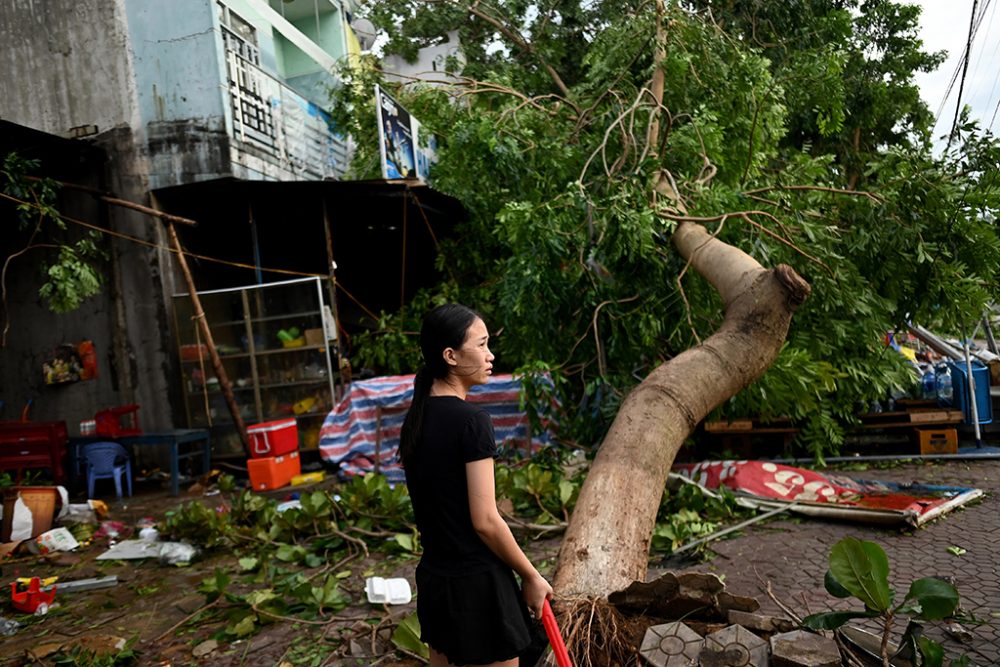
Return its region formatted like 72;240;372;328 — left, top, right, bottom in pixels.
726;609;795;634
672;459;1000;665
701;624;769;667
769;630;839;667
612;571;725;619
639;621;704;667
718;591;760;614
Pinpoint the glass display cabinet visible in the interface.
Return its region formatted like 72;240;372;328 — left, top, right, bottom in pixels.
172;277;338;457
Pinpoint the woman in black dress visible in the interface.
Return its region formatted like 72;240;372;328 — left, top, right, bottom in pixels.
401;303;553;666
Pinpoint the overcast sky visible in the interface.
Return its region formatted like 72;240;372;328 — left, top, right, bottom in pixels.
912;0;1000;146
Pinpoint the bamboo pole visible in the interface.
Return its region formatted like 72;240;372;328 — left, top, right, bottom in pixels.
27;176;198;227
164;220;251;456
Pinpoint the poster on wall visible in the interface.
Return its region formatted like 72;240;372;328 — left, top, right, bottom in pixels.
376;85;417;180
375;85;438;183
411;115;438;182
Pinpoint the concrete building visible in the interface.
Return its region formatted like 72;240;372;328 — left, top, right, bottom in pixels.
0;0;362;435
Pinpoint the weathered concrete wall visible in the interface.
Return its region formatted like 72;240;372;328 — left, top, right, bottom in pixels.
382;30;465;87
92;126;182;433
0;127;181;435
123;0;232;189
0;0;137;135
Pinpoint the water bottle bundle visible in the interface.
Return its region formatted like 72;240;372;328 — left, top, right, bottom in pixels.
920;362;953;405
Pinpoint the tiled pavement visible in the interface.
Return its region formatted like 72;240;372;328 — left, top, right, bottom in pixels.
671;459;1000;665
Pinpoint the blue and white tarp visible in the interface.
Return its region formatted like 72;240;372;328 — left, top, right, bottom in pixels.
319;374;554;482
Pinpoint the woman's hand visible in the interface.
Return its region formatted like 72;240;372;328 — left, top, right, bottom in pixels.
522;572;554;621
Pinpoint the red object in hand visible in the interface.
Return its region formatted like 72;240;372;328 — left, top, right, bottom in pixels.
541;598;573;667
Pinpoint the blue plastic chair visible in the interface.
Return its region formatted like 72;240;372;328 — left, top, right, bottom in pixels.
83;442;133;499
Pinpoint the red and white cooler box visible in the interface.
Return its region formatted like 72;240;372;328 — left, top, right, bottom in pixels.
247;451;301;491
247;418;300;491
248;418;298;458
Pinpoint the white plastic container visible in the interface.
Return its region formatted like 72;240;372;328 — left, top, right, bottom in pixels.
364;576;412;605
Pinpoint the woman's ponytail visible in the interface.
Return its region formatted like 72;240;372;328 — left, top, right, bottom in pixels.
399;303;480;469
400;365;432;467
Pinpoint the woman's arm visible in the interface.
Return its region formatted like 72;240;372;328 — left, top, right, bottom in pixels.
467;458;553;617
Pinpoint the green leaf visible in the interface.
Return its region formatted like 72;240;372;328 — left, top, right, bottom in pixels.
228;613;258;637
802;609;878;630
824;569;853;598
238;557;259;572
918;636;945;667
394;533;415;552
828;537;893;611
899;578;959;620
946;546;966;556
391;612;429;659
244;589;278;607
558;480;575;506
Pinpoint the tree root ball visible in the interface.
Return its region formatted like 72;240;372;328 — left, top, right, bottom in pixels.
558;597;654;667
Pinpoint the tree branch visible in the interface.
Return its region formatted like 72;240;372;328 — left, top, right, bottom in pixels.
658;210;833;276
455;0;580;114
742;184;884;204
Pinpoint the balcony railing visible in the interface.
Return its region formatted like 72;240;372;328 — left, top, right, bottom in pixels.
225;49;348;180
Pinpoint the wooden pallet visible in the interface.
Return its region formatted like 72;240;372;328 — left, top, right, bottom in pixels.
704;406;963;434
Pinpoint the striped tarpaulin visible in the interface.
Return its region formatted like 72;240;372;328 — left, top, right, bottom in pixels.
318;374;553;482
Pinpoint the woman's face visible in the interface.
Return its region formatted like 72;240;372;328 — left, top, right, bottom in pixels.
447;317;494;387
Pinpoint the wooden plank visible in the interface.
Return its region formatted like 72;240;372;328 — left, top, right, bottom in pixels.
705;420;753;433
908;410;963;423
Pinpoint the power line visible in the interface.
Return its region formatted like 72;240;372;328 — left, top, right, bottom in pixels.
948;0;982;147
934;0;993;130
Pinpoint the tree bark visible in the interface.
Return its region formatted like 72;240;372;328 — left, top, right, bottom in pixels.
552;220;810;598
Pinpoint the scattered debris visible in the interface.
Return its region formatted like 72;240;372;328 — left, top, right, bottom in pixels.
95;539;197;564
0;615;22;637
727;610;796;635
673;461;984;527
365;576;412;605
192;639;219;657
610;572;726;619
770;630;840;667
27;634;129;663
42;575;118;594
10;576;57;614
36;527;80;553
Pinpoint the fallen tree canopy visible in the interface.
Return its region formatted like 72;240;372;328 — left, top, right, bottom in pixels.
334;0;1000;651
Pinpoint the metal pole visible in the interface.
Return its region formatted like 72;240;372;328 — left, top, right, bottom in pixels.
962;335;983;447
982;314;998;355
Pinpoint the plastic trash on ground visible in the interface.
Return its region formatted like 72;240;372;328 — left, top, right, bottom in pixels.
0;615;21;636
10;577;57;614
275;500;302;513
159;542;197;565
95;539;197;564
36;527;80;553
364;576;412;605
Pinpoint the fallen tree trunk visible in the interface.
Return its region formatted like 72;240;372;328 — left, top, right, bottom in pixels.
553;220;810;598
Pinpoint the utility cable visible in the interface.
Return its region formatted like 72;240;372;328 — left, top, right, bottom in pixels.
948;0;981;147
0;190;382;322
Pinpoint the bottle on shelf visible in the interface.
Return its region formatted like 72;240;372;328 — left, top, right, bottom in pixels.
935;363;953;405
921;366;937;400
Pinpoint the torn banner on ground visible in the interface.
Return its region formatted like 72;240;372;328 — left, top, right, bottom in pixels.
672;460;982;527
